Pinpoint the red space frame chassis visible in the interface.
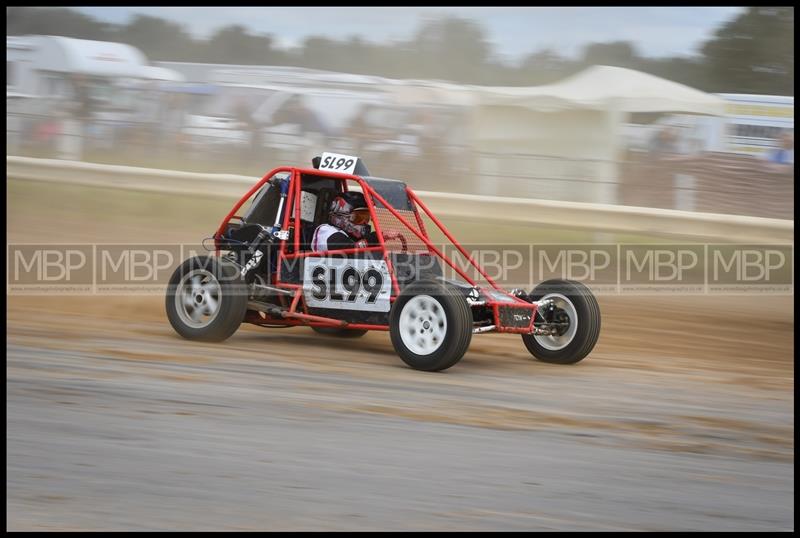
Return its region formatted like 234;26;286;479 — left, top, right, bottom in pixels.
213;166;539;334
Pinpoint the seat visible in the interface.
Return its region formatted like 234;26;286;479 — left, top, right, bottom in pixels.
298;187;338;251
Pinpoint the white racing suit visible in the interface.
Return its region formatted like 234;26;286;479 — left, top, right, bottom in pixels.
311;224;365;252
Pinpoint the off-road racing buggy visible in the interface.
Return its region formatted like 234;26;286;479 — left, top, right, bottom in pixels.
166;152;601;371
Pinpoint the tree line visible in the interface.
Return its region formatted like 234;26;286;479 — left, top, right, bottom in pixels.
6;6;794;96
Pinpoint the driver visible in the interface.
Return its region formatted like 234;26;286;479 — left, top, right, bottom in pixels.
311;191;374;252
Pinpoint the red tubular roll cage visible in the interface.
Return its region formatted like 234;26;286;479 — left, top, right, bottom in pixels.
214;167;539;333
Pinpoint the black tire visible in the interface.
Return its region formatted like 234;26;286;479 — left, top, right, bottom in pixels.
389;280;473;372
311;326;368;338
521;279;601;364
165;255;249;342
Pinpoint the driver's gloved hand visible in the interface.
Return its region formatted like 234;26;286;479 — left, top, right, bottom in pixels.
366;230;380;246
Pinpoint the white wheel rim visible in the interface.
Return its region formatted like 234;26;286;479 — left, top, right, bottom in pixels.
534;293;578;351
399;295;447;356
175;269;222;328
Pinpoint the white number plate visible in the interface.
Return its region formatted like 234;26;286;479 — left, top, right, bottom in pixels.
318;152;359;174
303;257;391;312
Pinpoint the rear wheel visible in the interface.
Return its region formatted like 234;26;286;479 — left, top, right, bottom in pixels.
390;280;473;371
521;279;600;364
166;256;248;342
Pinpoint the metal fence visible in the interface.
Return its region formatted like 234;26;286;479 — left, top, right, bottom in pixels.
619;151;794;220
6;110;794;220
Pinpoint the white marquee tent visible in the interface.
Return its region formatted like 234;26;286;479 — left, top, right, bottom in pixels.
381;66;727;202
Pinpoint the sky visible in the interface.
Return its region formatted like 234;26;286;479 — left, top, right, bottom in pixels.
74;6;746;64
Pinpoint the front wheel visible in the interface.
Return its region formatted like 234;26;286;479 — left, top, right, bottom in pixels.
165;256;249;342
521;279;600;364
389;280;473;372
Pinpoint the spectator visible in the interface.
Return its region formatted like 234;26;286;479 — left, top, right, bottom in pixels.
58;74;96;159
70;74;94;122
159;91;187;154
345;105;371;155
233;96;261;164
277;96;330;138
648;126;680;159
767;131;794;167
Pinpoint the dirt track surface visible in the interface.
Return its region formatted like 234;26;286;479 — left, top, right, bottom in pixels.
6;174;795;530
6;293;794;531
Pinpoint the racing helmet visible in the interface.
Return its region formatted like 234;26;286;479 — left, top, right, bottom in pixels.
329;191;370;239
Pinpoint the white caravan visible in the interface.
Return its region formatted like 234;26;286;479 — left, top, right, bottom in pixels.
6;35;182;117
625;93;794;158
